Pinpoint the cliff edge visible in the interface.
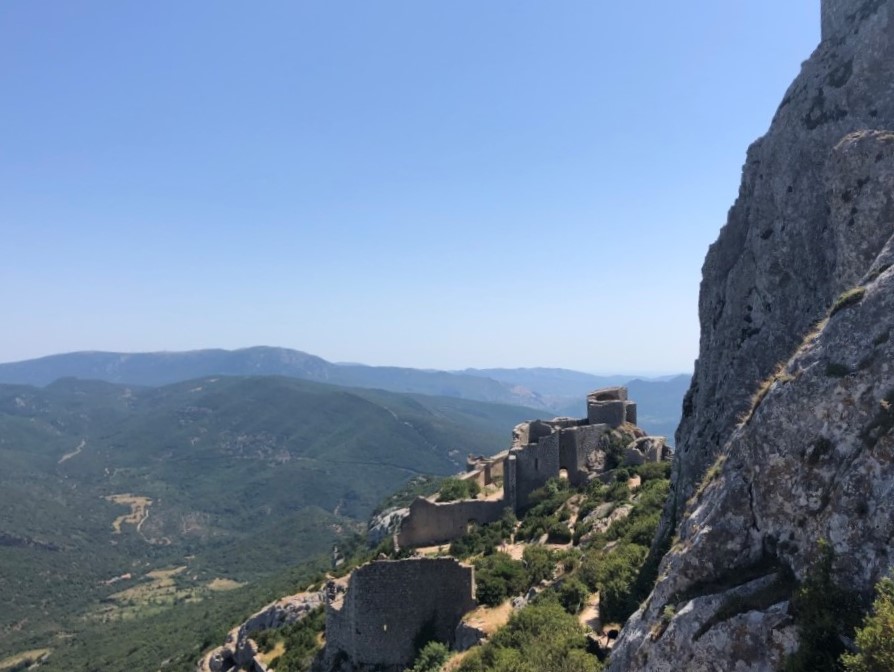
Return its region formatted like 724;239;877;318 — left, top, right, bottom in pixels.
612;0;894;669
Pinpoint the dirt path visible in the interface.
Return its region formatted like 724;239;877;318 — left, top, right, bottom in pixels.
579;592;601;631
58;439;85;464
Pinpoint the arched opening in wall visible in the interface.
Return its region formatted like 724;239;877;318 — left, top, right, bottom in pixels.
559;468;569;480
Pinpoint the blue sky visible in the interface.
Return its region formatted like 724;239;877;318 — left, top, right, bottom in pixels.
1;1;819;373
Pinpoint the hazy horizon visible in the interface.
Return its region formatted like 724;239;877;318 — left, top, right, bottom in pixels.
2;1;819;372
0;345;691;378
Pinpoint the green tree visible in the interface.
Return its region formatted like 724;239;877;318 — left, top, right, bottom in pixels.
842;575;894;672
784;540;861;672
522;545;555;586
457;601;601;672
475;553;528;606
410;641;451;672
438;478;481;502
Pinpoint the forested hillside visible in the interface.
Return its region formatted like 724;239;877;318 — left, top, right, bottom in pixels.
0;376;537;668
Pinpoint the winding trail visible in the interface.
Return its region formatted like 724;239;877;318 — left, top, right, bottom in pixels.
58;439;85;464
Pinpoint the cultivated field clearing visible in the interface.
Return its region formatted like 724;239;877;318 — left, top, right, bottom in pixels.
105;494;152;534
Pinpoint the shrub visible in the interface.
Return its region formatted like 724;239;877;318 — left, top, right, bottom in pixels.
556;577;590;615
475;553;528;606
579;543;649;624
457;601;602;672
547;522;573;545
784;540;861;672
841;575;894;672
449;509;516;559
614;468;631;483
410;641;451;672
522;545;555;586
517;515;552;542
257;606;325;672
438;477;481;502
636;461;671;482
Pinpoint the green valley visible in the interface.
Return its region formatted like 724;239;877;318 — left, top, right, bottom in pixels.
0;376;539;667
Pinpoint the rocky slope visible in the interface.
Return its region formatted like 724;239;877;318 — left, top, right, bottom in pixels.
611;1;894;669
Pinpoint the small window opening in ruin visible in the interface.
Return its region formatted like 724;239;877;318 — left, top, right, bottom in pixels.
607;629;620;640
559;468;569;480
535;458;539;470
383;624;388;632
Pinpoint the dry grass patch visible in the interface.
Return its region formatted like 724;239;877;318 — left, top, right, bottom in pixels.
257;640;285;667
90;566;207;622
105;494;152;534
208;578;244;591
462;600;514;636
0;649;51;671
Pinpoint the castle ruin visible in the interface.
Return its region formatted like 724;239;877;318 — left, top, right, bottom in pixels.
397;387;658;548
322;558;476;671
320;387;669;672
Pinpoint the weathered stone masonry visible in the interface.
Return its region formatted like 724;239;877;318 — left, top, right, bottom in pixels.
397;497;507;548
324;558;476;670
397;387;643;547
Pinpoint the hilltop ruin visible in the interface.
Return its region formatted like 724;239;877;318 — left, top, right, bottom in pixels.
397;386;664;548
320;558;476;671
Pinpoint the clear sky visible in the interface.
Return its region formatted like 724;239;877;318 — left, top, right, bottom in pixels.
1;1;819;373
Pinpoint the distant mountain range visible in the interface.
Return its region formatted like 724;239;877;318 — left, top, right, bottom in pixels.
0;347;690;440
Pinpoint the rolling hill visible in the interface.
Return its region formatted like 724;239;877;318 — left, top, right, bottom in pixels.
0;347;690;440
0;375;539;664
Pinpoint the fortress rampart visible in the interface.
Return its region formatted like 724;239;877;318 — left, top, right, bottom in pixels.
324;558;476;670
395;387;645;547
397;497;507;548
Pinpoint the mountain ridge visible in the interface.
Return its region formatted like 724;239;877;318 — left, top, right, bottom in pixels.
0;348;690;440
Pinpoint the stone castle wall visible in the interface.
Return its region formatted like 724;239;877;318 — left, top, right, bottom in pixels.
559;424;608;480
325;558;476;670
512;432;562;510
396;497;506;548
396;387;633;547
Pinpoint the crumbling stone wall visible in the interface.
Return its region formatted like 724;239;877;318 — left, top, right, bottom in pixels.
396;387;637;544
396;497;506;548
512;432;561;510
559;424;608;483
325;558;476;670
464;451;508;488
587;387;637;427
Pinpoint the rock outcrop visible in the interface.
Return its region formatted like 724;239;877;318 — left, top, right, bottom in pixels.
611;1;894;669
367;507;409;546
671;0;894;518
199;590;325;672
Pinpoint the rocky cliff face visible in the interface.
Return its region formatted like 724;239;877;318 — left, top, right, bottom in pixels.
611;1;894;669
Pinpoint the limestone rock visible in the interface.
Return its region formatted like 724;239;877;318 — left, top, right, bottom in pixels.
454;621;487;651
581;504;633;543
626;436;668;463
238;590;325;639
671;0;894;517
367;507;409;546
611;1;894;668
198;590;324;672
